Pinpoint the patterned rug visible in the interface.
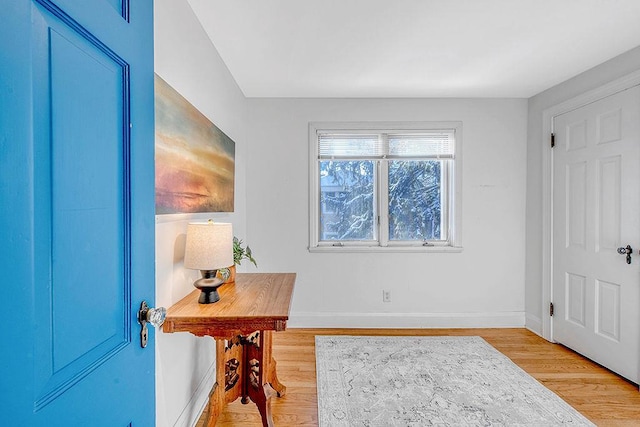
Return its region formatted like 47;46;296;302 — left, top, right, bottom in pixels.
315;336;595;426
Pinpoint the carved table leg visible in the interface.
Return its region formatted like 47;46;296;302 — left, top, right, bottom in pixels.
205;337;244;427
266;357;286;397
239;330;287;427
202;331;286;427
204;384;220;427
204;338;226;427
262;331;286;397
249;382;278;427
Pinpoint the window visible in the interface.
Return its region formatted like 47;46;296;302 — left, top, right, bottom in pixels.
309;122;462;252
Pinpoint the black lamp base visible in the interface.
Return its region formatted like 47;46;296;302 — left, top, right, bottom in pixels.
198;288;221;304
194;271;223;304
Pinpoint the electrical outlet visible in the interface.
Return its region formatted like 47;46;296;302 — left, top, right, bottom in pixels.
383;290;391;303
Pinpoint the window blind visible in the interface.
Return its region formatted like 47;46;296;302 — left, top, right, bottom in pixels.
318;131;454;159
318;134;383;158
388;132;454;158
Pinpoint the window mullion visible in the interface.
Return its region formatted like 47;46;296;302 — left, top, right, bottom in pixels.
379;159;389;247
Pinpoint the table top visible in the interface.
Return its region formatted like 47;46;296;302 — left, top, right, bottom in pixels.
162;272;296;337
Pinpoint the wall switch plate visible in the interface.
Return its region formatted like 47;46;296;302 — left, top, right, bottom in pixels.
383;290;391;303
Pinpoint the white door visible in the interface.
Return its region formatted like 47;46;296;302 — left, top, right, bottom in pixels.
552;85;640;382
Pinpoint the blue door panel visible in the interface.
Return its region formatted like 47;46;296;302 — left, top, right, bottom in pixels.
33;7;132;406
49;21;126;369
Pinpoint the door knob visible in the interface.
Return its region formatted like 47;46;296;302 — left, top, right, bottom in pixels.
617;245;633;264
137;301;166;348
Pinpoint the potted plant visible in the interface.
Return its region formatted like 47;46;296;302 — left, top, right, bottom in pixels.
219;237;257;283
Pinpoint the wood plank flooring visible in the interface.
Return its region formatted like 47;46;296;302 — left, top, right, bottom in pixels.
197;328;640;426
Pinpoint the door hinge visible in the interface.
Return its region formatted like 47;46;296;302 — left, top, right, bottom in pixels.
549;302;554;317
550;133;555;148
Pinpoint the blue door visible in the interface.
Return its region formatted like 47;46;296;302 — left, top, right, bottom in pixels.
0;0;155;425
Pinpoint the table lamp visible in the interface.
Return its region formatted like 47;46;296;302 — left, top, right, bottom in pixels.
184;220;233;304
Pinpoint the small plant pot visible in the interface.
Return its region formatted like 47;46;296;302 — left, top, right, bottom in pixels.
217;265;236;283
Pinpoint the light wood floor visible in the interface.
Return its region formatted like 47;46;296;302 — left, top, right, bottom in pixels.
198;328;640;426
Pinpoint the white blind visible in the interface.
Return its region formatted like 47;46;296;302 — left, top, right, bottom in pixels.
388;132;454;158
318;134;383;158
318;131;454;159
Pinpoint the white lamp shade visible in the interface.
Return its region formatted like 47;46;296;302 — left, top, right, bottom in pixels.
183;222;233;271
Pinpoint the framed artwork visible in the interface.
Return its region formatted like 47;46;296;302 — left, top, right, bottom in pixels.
154;74;235;214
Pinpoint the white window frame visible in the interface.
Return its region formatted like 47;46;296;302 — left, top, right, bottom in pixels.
309;121;463;253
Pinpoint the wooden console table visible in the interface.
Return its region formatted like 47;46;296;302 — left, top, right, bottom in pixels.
162;273;296;427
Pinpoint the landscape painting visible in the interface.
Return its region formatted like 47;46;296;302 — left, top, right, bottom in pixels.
154;74;235;214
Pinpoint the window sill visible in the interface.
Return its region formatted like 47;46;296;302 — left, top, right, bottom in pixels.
308;245;463;254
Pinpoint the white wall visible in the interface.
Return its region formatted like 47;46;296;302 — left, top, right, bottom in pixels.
525;46;640;335
154;1;248;426
246;98;528;328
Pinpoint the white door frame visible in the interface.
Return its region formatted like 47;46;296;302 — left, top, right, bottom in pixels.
541;69;640;342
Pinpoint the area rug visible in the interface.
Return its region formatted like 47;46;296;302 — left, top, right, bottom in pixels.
315;336;595;426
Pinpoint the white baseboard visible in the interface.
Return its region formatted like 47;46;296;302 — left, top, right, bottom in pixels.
173;361;216;427
289;311;525;329
525;313;543;338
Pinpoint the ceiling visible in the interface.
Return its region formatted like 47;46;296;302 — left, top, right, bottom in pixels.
187;0;640;98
